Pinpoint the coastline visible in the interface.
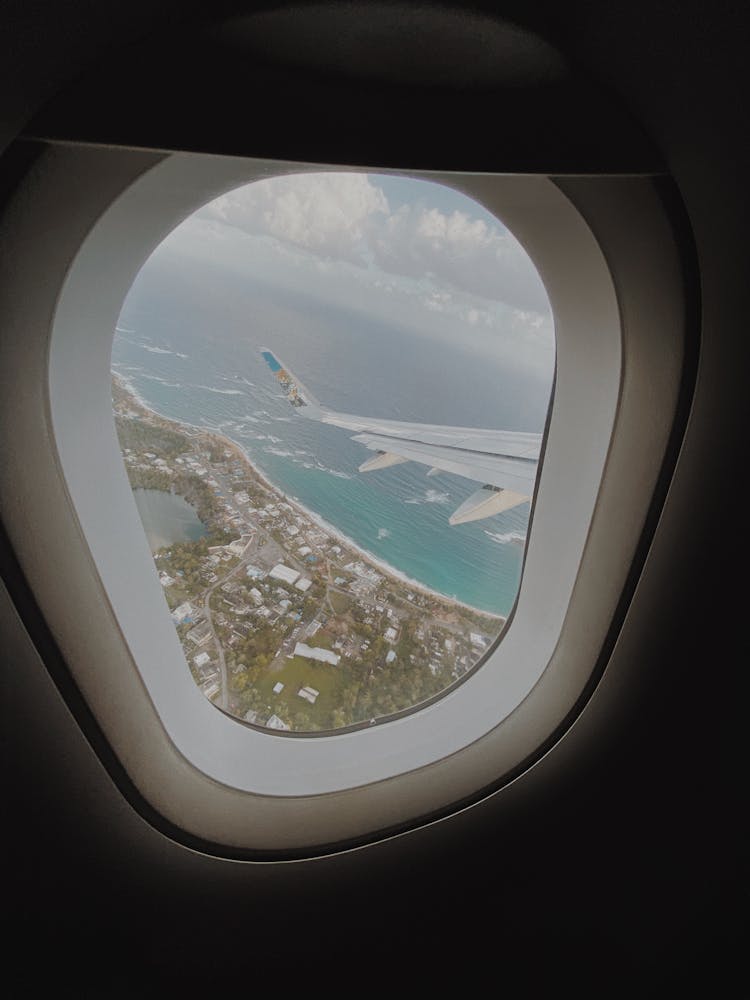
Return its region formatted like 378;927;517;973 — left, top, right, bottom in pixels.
113;370;506;623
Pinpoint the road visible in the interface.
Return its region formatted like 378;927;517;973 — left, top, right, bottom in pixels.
201;534;255;710
187;455;497;708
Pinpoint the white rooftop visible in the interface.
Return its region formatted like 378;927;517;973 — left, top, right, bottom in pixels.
294;577;313;592
297;686;320;704
269;564;300;585
293;642;340;666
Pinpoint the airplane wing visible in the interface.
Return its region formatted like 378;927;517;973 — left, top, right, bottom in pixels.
260;349;540;524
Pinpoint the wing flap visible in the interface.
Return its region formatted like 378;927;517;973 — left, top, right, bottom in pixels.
260;348;541;522
449;486;529;525
352;432;537;495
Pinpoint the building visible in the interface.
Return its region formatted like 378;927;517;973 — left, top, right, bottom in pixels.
201;681;220;700
384;626;398;643
269;563;300;585
265;714;290;731
293;642;340;666
227;535;251;557
386;650;397;664
297;685;319;704
193;652;210;668
294;577;312;592
272;682;284;695
170;602;193;624
186;622;212;646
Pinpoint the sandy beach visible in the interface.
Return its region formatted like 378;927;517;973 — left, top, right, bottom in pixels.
114;371;506;623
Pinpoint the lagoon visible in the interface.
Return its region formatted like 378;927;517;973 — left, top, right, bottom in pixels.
132;488;207;552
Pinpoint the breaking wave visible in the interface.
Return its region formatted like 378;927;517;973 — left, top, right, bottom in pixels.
484;529;526;546
404;489;452;505
140;374;182;387
193;385;246;395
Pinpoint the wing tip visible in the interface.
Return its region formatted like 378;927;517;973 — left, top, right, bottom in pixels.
259;348;320;408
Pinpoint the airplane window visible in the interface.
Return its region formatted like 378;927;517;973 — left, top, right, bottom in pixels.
112;172;554;732
0;140;685;848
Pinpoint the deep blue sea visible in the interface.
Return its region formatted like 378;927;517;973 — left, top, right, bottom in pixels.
112;253;551;616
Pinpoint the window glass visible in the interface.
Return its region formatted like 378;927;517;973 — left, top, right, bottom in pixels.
112;172;553;732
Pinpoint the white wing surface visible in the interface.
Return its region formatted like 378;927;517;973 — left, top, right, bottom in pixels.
260;349;540;524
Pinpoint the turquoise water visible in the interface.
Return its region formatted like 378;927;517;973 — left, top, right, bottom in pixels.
112;257;548;615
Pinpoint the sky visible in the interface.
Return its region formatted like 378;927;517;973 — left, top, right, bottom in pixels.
150;171;555;384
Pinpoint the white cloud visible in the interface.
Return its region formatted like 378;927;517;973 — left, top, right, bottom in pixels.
373;203;549;314
198;172;389;266
195;173;551;317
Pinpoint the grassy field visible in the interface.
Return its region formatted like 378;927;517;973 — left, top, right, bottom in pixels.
256;654;345;724
305;628;337;651
328;591;352;615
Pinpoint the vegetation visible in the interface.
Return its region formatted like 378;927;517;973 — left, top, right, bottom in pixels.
112;373;507;735
328;590;352;615
115;413;191;459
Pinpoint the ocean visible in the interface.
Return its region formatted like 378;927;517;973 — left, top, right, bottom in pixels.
112;252;551;616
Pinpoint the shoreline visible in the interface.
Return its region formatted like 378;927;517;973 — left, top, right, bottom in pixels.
114;371;506;623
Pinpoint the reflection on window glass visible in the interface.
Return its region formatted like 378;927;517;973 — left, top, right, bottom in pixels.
112;172;554;732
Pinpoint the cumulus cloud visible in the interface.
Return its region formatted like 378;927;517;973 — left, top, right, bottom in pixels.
379;203;549;314
198;172;390;267
195;172;550;316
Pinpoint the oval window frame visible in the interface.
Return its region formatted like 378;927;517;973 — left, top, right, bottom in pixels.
0;145;688;856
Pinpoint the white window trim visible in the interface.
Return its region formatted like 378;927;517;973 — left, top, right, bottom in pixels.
0;145;686;855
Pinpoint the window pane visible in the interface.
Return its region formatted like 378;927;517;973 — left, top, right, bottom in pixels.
112;172;553;732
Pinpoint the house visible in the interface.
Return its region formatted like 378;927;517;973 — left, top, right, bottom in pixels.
297;685;319;704
170;602;193;625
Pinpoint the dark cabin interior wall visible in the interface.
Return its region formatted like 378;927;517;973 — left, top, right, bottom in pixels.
1;2;745;992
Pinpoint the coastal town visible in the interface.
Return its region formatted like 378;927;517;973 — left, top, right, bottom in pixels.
113;374;505;732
